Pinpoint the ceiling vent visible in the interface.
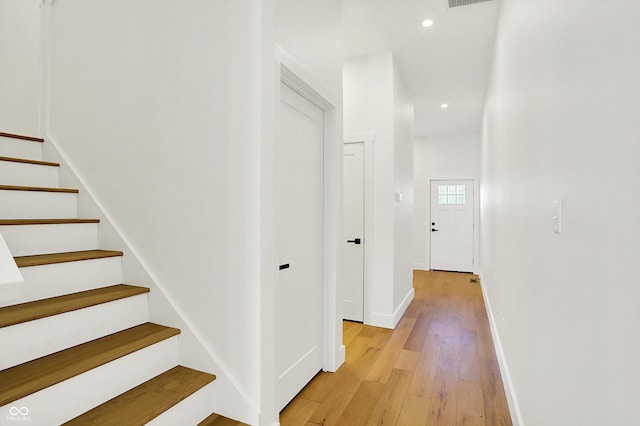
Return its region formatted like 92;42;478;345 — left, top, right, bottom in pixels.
448;0;493;7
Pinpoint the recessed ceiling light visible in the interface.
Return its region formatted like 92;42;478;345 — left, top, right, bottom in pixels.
441;103;449;109
422;19;434;28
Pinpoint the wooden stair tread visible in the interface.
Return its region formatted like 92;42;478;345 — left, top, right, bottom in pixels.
0;132;44;142
0;184;78;193
0;322;180;406
0;284;149;328
15;249;123;268
0;155;59;167
199;413;249;425
0;218;100;225
64;366;216;425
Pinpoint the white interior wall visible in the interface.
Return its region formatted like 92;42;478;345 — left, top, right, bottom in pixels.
344;53;395;326
413;133;480;270
0;0;41;135
343;52;413;328
44;1;262;423
392;60;414;315
482;1;640;425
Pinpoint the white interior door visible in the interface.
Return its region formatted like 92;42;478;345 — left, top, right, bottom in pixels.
276;82;324;410
430;180;474;272
342;143;364;322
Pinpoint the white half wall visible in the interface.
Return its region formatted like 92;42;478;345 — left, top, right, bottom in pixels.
0;0;41;135
481;1;640;425
413;133;480;270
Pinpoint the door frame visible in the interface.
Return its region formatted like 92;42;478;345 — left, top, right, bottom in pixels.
343;133;374;325
427;177;480;274
278;57;342;373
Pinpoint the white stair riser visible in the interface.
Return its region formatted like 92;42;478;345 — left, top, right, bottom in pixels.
0;190;77;219
0;257;123;307
0;161;59;188
0;336;180;425
0;137;42;161
0;223;99;257
148;381;216;426
0;294;149;370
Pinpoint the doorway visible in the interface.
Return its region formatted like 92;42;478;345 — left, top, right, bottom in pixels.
276;82;324;410
342;133;373;325
342;142;364;322
430;179;474;272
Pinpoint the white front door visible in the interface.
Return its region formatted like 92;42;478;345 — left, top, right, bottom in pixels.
276;82;324;410
342;143;364;322
430;180;474;272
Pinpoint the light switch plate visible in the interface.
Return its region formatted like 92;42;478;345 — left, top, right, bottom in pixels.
553;199;562;234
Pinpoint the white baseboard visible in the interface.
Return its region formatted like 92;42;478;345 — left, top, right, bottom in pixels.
478;273;524;426
335;344;345;370
367;288;415;329
394;288;414;326
413;262;428;271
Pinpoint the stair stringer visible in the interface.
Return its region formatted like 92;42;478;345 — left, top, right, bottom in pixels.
42;135;259;425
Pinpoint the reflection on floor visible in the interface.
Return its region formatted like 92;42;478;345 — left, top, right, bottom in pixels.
280;270;512;426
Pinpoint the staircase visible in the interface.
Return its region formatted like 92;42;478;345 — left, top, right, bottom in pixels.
0;132;236;425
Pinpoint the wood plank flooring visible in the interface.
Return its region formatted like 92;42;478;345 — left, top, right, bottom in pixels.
280;270;512;426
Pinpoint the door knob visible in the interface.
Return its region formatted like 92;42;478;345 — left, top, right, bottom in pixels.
347;238;362;244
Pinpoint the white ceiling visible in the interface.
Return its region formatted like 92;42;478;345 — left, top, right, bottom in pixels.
343;0;499;137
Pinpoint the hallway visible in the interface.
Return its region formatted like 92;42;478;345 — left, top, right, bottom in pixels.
280;271;511;425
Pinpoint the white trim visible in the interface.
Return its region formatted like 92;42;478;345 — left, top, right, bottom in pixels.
276;47;339;110
343;132;375;326
478;272;524;426
473;178;480;275
335;344;346;369
393;287;414;327
413;262;427;271
368;287;414;329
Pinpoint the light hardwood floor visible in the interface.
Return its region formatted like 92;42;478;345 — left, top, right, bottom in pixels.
279;270;512;426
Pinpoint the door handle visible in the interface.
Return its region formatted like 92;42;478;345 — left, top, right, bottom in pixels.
347;238;361;245
431;228;439;232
